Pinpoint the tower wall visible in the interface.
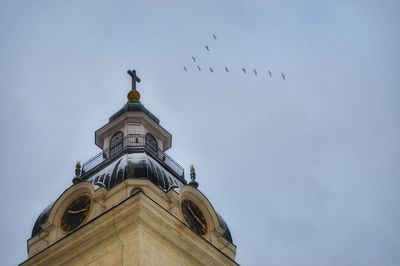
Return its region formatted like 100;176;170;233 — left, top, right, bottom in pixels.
23;184;237;266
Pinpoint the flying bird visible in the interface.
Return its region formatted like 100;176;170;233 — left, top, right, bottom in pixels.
210;66;214;73
281;72;286;80
242;68;246;74
184;67;188;71
205;45;210;51
213;34;217;40
197;65;202;71
192;56;196;63
225;66;229;73
254;69;258;76
268;70;272;77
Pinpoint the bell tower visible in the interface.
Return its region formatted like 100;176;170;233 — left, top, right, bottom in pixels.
21;69;237;265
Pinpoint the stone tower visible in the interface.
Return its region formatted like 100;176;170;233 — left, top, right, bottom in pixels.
21;70;237;265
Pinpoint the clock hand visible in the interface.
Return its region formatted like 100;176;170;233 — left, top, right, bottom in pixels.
187;206;207;231
68;208;88;214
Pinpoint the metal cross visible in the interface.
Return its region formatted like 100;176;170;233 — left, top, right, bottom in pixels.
127;69;141;91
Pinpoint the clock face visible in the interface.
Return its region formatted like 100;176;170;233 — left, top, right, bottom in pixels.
61;194;91;232
181;199;208;235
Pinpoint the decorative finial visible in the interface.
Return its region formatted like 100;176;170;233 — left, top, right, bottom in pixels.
72;161;82;184
75;161;81;174
127;69;141;101
189;164;199;188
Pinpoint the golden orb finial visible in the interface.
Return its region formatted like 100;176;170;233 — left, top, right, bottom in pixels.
127;90;141;101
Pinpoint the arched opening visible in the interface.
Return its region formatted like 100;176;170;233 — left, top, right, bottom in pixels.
109;131;124;157
130;187;143;196
145;133;158;157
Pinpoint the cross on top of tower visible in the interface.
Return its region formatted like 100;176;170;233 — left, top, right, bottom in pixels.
127;69;141;101
127;69;141;91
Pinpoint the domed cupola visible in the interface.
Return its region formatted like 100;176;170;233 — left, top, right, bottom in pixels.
78;69;185;188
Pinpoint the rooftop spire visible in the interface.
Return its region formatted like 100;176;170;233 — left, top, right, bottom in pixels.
127;69;141;101
189;164;199;188
72;161;82;184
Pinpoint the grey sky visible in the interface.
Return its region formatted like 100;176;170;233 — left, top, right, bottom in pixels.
0;0;399;265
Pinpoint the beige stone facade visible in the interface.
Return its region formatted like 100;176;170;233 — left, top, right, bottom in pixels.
23;179;237;265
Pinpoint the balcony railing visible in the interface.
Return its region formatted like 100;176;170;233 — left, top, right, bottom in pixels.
81;134;184;179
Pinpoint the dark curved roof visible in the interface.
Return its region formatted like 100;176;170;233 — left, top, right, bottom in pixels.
216;213;233;244
31;203;54;237
87;153;185;191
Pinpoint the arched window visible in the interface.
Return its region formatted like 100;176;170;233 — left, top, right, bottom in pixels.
145;133;158;157
110;131;124;157
130;187;143;196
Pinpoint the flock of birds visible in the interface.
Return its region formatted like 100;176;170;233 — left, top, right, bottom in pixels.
183;34;286;80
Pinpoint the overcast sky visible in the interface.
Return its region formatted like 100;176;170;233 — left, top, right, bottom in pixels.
0;1;399;265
